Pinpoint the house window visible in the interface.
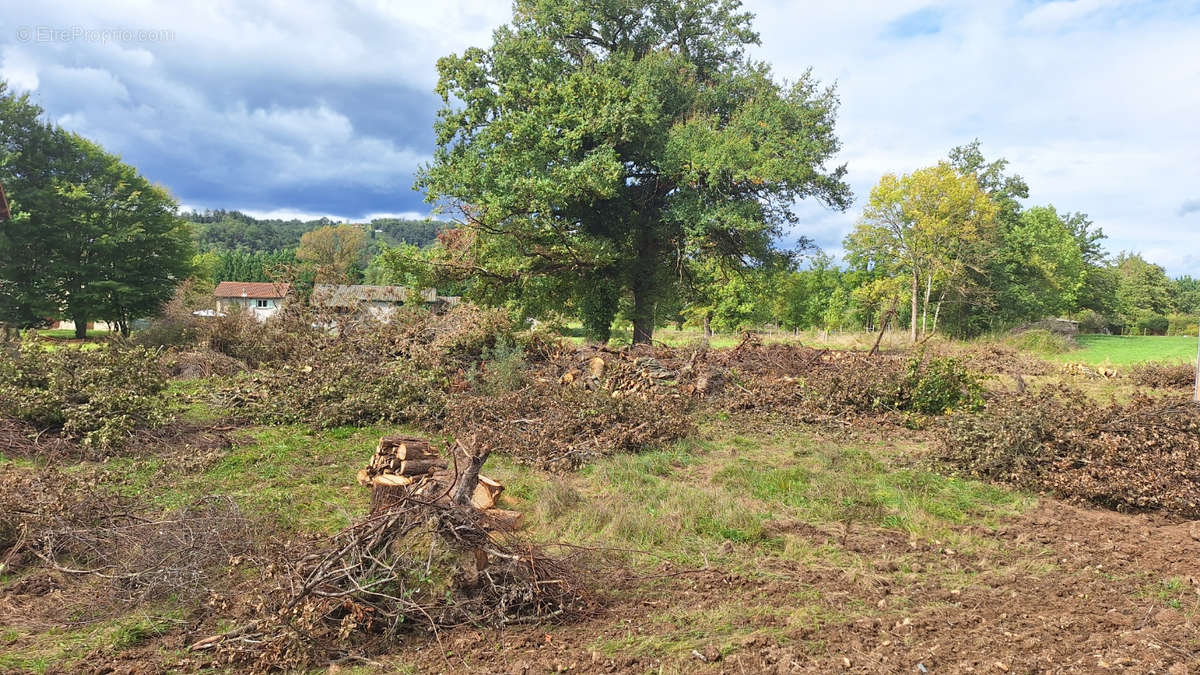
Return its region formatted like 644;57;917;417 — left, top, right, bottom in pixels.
256;299;269;309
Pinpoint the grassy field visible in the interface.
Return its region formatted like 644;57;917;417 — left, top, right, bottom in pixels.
1057;334;1199;366
4;344;1199;671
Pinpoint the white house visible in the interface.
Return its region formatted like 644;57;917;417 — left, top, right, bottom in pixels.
213;281;290;321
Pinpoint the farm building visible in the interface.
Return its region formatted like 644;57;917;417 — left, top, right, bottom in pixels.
310;284;458;322
213;281;291;321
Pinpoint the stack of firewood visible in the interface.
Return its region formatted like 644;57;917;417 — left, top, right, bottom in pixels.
358;435;522;531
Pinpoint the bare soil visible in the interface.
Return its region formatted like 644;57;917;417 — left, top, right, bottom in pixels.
381;500;1200;674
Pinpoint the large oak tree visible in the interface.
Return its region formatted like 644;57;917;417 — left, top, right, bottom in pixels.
416;0;850;343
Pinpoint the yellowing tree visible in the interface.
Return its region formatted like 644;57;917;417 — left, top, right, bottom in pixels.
297;224;367;283
845;163;999;341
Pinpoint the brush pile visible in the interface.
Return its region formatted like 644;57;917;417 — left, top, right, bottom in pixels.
935;388;1200;518
192;436;585;670
0;466;259;605
445;380;693;470
1127;361;1195;389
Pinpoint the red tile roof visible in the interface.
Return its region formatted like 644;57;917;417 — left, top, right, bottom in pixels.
213;281;291;299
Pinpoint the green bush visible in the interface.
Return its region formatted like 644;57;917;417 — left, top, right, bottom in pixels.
902;354;985;414
800;352;983;416
0;339;172;449
1006;329;1073;355
1073;310;1111;335
1134;314;1170;336
1166;314;1199;337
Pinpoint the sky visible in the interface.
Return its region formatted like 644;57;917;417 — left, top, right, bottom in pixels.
1;0;1197;275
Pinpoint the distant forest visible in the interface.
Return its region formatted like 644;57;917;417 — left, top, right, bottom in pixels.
182;209;444;252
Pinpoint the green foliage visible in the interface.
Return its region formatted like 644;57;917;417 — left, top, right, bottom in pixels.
1114;252;1172;330
1006;328;1074;355
417;0;850;343
185;210;443;253
0;83;193;336
577;274;620;343
1073;309;1112;334
0;340;172;449
799;352;983;416
902;354;985;415
1134;314;1170;336
844;161;999;341
212;248;298;284
472;336;528;395
1171;276;1200;314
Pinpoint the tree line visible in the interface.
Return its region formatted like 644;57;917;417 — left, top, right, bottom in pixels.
2;0;1194;342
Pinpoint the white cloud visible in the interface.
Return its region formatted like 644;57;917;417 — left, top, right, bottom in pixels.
1;0;1196;274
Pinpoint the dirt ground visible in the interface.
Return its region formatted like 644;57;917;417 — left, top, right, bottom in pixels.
379;501;1200;674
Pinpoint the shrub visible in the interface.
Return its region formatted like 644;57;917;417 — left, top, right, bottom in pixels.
797;352;983;416
1074;310;1111;335
1006;328;1073;355
471;336;528;395
1166;314;1199;337
903;354;985;414
0;339;172;450
1134;314;1170;336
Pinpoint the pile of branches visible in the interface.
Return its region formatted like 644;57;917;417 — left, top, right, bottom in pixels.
702;343;984;420
933;341;1058;377
1;466;261;604
0;339;173;451
162;348;248;379
194;443;586;670
1127;361;1196;389
935;388;1200;518
443;380;693;470
0;416;78;460
207;304;530;429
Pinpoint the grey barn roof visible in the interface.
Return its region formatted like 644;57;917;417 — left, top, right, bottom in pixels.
310;284;439;307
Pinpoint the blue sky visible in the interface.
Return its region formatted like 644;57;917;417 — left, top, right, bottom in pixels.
1;0;1197;275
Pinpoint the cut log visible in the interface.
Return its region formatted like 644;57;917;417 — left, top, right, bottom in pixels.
399;459;448;475
377;435;433;460
372;474;414;487
483;508;524;532
470;474;504;510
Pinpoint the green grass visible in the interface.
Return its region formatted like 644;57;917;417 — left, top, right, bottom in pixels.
487;428;1029;572
0;613;180;673
35;328;112;340
1055;335;1198;366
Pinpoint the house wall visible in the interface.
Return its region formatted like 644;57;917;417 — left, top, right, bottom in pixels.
52;320;118;332
215;297;283;322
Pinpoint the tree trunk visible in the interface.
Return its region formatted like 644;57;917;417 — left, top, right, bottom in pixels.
630;236;657;345
922;274;932;337
73;317;87;340
703;313;713;339
910;271;919;343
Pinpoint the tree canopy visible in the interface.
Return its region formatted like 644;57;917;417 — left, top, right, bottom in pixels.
845;162;998;341
0;82;192;336
416;0;850;343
